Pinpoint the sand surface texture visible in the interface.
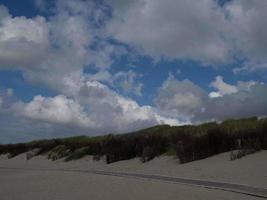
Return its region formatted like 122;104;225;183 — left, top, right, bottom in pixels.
0;151;267;200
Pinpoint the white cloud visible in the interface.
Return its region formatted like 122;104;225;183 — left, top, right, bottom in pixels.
209;76;257;98
113;70;143;96
198;83;267;121
74;80;178;132
209;92;222;98
236;80;257;91
108;0;229;64
15;95;94;128
106;0;267;70
209;76;238;98
87;70;144;96
155;76;207;122
0;1;126;95
155;75;267;123
224;0;267;70
0;11;49;68
9;80;178;139
87;70;112;83
1;0;267;92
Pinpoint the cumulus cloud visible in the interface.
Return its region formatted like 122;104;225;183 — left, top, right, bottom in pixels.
198;83;267;121
209;76;258;98
155;76;267;123
155;75;208;122
74;80;178;132
87;70;144;96
112;70;143;96
0;82;178;143
0;1;126;94
107;0;267;70
108;0;229;64
2;0;267;85
224;0;267;71
0;12;49;68
0;3;84;91
6;80;178;141
209;76;238;98
14;95;95;128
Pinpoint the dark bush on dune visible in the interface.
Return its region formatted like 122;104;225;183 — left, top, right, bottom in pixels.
64;147;90;161
48;145;70;161
6;143;28;158
141;146;154;162
103;135;136;164
0;117;267;164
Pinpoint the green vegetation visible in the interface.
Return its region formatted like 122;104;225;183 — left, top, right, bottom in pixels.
64;147;90;161
0;117;267;164
48;145;69;161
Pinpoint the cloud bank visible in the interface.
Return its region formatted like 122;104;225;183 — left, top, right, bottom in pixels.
155;75;267;123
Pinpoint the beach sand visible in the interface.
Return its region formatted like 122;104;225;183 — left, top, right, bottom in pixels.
0;151;266;200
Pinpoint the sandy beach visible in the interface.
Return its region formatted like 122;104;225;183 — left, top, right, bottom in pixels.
0;151;267;200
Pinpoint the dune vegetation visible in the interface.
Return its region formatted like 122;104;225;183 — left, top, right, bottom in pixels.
0;117;267;164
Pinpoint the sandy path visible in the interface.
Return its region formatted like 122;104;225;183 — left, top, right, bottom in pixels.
0;167;263;200
1;151;267;200
92;170;267;198
1;166;266;199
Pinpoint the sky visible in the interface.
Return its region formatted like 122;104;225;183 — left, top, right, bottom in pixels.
0;0;267;143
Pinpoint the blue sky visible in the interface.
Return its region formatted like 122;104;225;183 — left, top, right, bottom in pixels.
0;0;267;143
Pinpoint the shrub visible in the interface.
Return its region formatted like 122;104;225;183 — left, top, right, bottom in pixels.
64;147;90;161
165;145;176;156
141;146;154;162
48;145;70;161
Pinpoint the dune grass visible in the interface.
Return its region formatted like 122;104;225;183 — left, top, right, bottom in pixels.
0;117;266;164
